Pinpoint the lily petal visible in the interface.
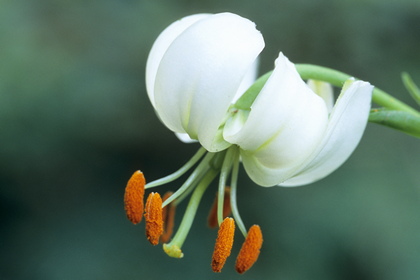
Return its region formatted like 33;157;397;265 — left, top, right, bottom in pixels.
232;58;260;103
224;53;329;186
175;132;197;143
280;78;373;186
153;13;264;152
146;14;211;108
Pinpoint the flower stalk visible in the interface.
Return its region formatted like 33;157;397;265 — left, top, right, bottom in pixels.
295;64;420;116
402;72;420;107
236;64;420;117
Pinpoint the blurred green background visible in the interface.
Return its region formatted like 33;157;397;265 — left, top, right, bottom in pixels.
1;0;420;279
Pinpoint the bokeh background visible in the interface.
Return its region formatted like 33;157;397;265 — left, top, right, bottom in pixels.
1;0;420;279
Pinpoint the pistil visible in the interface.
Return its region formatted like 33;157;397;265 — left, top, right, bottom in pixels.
163;169;218;258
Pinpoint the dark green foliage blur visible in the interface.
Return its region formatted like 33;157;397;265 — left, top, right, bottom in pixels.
1;0;420;279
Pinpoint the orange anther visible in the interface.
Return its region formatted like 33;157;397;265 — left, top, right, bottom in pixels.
124;170;145;224
160;191;176;243
235;225;263;274
211;217;235;273
208;187;232;228
144;192;163;245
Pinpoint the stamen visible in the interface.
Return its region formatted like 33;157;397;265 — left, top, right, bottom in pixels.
144;192;163;245
235;225;263;274
160;191;176;243
211;217;235;273
161;152;215;208
230;156;247;237
171;151;226;207
217;147;238;225
208;187;232;228
124;170;145;225
145;147;207;189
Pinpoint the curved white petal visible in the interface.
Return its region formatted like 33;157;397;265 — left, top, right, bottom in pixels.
232;57;260;103
224;53;329;186
307;80;334;113
280;79;373;186
146;14;211;107
153;13;264;152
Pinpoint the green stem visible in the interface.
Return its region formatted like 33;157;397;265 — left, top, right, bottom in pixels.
295;64;420;116
234;64;420;117
369;109;420;138
402;72;420;107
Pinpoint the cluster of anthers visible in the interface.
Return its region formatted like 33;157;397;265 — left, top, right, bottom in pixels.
124;151;263;274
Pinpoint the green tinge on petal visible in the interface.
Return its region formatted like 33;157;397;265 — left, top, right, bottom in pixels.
280;78;373;186
307;80;334;113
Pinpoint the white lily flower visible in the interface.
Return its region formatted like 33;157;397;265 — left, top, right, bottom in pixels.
131;12;373;273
